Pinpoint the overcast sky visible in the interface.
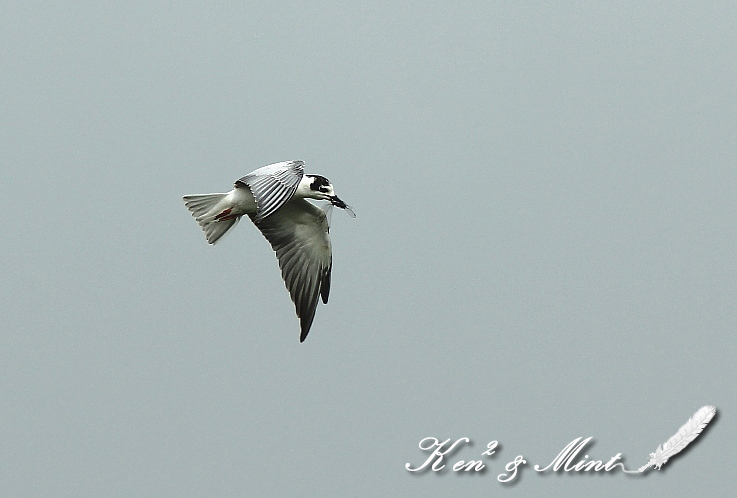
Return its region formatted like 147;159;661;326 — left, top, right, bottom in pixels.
1;2;735;496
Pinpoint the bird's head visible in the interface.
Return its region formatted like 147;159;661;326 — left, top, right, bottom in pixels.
303;174;355;216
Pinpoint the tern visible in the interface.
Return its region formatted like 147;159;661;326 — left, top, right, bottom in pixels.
183;160;354;342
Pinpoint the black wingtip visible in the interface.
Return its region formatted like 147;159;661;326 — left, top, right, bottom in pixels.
300;320;311;342
297;306;317;342
320;267;331;304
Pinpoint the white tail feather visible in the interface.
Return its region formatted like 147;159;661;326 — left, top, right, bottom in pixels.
183;193;240;244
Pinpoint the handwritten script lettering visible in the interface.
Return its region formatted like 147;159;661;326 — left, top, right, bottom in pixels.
407;436;631;482
405;437;470;472
534;437;625;473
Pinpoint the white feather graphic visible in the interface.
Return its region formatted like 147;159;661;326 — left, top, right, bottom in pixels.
638;405;716;472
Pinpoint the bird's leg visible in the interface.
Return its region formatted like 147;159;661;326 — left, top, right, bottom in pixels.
214;208;236;221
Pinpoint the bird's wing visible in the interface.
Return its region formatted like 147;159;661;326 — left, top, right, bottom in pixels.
236;160;304;221
250;199;332;342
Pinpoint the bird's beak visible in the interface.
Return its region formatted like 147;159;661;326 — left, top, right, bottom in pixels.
330;195;347;209
330;195;356;218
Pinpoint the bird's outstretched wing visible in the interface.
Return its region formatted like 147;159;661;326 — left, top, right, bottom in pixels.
250;199;332;342
236;160;304;221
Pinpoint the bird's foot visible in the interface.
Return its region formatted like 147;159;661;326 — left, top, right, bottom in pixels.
214;208;236;221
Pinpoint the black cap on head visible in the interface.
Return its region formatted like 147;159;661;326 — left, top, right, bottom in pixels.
308;175;330;191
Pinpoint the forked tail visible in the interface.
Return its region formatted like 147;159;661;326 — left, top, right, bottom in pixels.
183;193;240;244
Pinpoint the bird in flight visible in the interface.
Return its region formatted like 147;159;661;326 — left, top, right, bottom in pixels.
183;160;355;342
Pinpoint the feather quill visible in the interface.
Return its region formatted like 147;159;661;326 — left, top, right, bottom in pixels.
638;405;716;472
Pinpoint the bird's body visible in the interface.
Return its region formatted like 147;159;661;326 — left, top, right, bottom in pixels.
183;161;354;342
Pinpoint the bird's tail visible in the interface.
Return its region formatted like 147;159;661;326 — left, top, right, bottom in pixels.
183;193;240;244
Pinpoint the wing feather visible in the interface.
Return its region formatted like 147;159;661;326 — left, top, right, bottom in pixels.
250;199;332;342
320;260;332;304
236;161;304;220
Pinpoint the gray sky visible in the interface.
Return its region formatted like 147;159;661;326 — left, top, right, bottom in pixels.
1;2;735;496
